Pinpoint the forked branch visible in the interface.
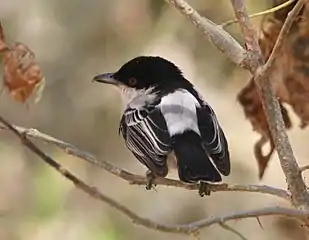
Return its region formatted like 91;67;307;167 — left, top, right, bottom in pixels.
165;0;309;209
230;0;309;208
0;116;306;236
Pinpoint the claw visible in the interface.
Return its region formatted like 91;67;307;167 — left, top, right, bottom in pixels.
146;170;156;190
199;182;211;197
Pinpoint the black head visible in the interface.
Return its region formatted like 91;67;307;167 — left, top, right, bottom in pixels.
93;56;190;92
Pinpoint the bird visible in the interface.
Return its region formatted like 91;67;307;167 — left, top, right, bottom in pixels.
93;56;230;196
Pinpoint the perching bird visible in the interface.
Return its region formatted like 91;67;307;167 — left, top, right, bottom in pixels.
93;56;230;196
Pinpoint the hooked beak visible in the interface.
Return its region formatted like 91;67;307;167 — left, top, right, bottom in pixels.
92;72;118;85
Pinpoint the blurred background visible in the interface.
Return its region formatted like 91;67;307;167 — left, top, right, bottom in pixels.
0;0;308;239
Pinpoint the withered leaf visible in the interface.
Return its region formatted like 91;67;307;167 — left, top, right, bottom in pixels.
238;79;291;179
237;0;307;178
0;22;44;104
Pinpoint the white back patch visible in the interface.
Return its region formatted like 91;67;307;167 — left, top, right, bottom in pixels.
159;89;200;136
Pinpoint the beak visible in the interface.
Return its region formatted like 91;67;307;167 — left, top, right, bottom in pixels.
92;72;118;85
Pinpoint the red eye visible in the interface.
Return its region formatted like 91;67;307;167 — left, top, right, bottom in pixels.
128;77;137;86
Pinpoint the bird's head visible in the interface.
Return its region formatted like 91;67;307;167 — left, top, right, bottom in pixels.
93;56;188;93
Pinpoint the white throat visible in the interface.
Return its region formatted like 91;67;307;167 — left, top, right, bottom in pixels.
118;86;157;109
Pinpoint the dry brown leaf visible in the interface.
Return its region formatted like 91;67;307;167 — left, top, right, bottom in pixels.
0;22;44;104
237;0;305;178
237;79;291;179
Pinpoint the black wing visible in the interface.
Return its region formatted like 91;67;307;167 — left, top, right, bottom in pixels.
197;104;230;176
119;107;171;176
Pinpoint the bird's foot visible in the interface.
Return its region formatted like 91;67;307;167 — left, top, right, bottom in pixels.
199;182;211;197
146;170;157;191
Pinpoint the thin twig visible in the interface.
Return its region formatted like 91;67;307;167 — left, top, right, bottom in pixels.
191;206;308;229
218;222;248;240
300;165;309;173
256;217;264;230
0;124;291;201
0;116;305;234
230;0;309;209
221;0;296;27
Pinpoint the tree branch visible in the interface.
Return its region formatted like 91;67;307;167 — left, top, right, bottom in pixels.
190;206;308;230
1;116;304;235
300;164;309;173
165;0;309;209
0;116;188;234
164;0;249;69
230;0;309;209
0;123;290;201
218;222;248;240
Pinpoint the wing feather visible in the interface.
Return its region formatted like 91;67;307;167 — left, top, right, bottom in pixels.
119;107;171;176
197;104;230;176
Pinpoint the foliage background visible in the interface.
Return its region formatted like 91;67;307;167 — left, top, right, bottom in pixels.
0;0;308;239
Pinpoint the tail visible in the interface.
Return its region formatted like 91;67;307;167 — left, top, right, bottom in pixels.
171;130;221;183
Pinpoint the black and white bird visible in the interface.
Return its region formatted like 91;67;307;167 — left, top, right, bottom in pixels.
93;56;230;196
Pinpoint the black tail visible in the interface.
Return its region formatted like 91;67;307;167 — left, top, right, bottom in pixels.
171;130;221;183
